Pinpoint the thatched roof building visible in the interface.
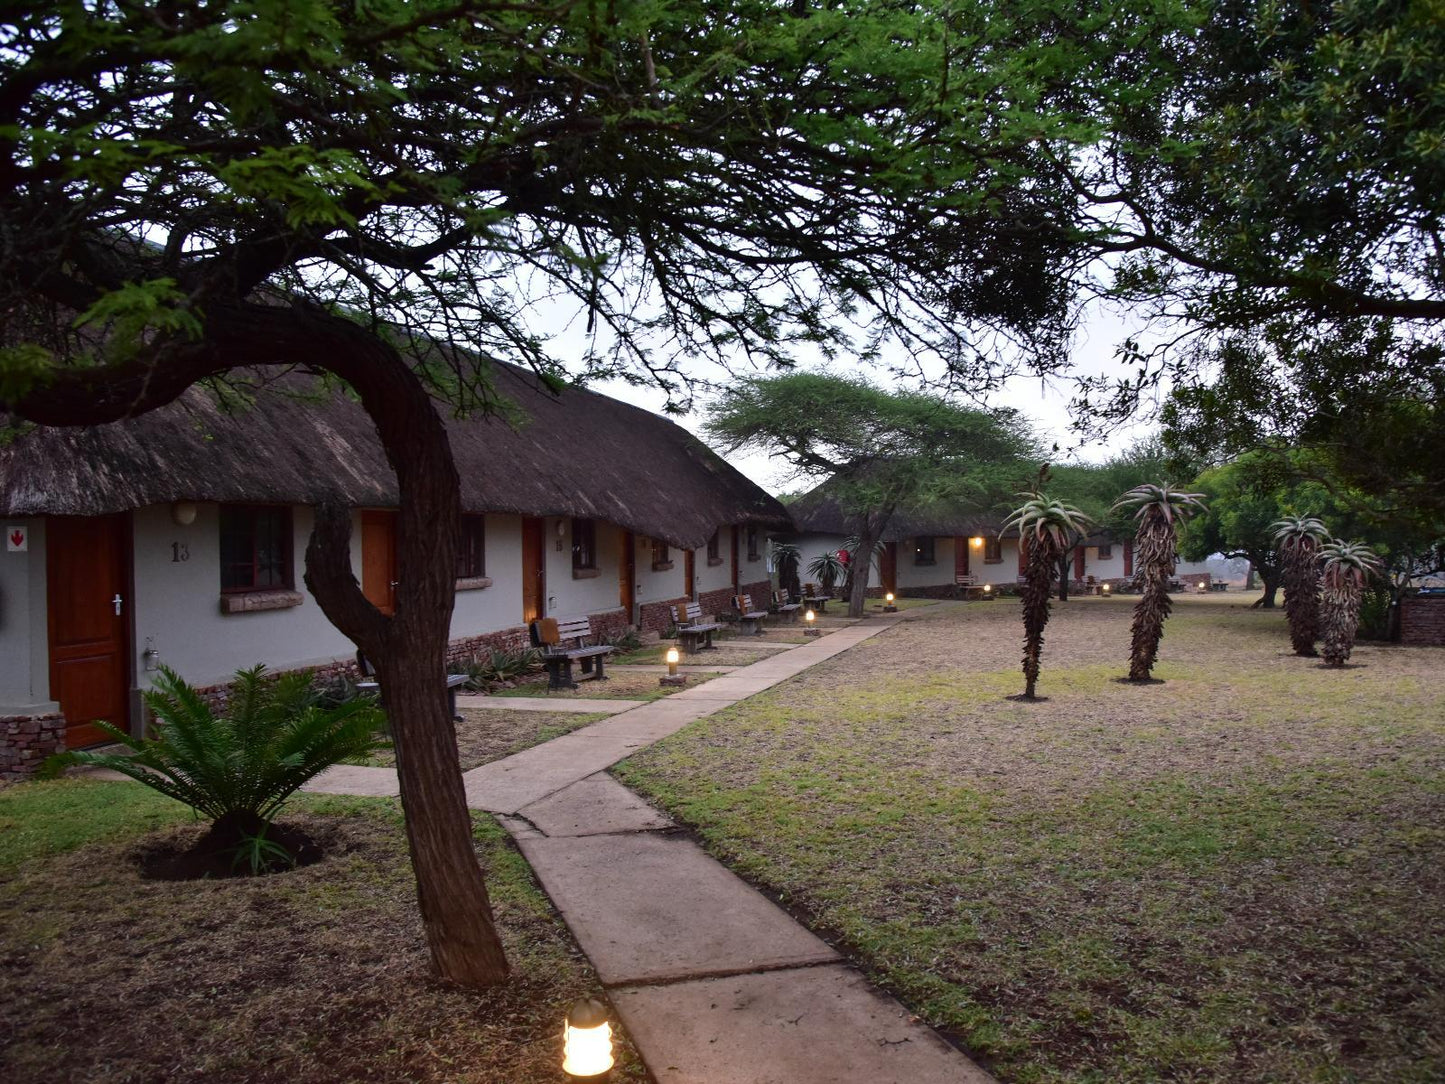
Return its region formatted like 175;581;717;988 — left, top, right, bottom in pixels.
0;364;790;548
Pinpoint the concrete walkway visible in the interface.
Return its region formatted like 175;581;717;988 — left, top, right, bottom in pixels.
310;610;993;1083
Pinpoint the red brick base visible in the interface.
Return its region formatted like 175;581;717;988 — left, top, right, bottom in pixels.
1;712;66;781
1400;597;1445;646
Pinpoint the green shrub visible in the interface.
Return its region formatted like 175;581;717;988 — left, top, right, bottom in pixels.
1356;586;1395;641
605;627;643;652
42;664;381;859
454;647;542;689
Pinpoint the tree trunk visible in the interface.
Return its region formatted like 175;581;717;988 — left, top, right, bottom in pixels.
1281;542;1321;655
847;522;884;618
1055;549;1071;602
10;301;511;988
1320;582;1363;665
1127;519;1175;681
1019;537;1058;698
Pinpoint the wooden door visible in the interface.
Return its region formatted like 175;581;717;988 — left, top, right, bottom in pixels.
730;526;740;593
522;516;546;623
619;530;636;615
684;548;696;600
880;541;898;596
47;514;130;748
361;511;398;615
954;536;970;578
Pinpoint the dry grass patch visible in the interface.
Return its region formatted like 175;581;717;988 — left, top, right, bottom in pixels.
360;708;611;770
618;595;1445;1083
0;780;645;1084
493;669;722;701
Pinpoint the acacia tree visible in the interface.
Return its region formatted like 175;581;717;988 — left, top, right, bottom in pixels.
1318;540;1383;667
705;373;1035;617
1272;515;1331;656
1114;484;1206;682
1004;494;1091;700
0;3;1093;985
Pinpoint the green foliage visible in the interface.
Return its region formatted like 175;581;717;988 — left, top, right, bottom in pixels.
230;823;298;875
1357;585;1394;641
1004;494;1093;550
806;550;847;590
41;665;381;828
456;648;542;689
1319;539;1383;591
1112;483;1208;528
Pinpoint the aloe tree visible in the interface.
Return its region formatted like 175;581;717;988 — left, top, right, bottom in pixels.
1272;515;1330;655
806;550;847;596
770;541;802;599
1318;540;1383;666
1115;484;1207;681
1005;495;1093;699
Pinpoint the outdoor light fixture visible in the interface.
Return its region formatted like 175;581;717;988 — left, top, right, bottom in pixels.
660;645;685;687
804;609;821;636
666;646;680;676
982;583;992;594
1197;580;1208;593
562;998;614;1080
1102;583;1111;594
970;536;983;547
170;500;198;526
883;591;897;613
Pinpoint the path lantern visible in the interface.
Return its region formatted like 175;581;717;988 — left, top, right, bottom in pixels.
563;998;614;1080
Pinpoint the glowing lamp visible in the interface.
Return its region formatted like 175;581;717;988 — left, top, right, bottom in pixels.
982;583;992;594
1197;580;1208;592
805;609;816;623
970;536;983;547
883;590;898;613
803;609;821;636
563;998;614;1080
1102;583;1111;594
886;592;895;603
665;646;680;677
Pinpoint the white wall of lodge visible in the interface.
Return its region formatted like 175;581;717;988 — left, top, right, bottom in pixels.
0;504;766;721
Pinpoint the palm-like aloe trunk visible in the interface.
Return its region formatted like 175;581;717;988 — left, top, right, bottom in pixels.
1319;581;1363;666
1020;537;1059;698
1128;516;1176;681
1281;541;1322;655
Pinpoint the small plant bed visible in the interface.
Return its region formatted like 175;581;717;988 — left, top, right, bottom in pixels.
491;670;724;702
356;708;611;770
0;779;645;1083
618;596;1445;1084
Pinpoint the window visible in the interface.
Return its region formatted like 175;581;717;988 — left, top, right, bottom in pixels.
1096;543;1112;560
220;505;292;592
746;526;760;560
706;529;722;564
984;535;1002;563
572;517;597;571
913;536;936;565
651;536;671;568
457;515;486;578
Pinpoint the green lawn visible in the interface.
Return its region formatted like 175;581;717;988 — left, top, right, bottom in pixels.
617;596;1445;1083
0;778;645;1083
490;669;724;701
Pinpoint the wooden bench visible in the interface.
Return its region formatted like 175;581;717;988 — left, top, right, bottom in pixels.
674;601;722;655
801;582;830;613
733;593;768;636
772;589;803;622
355;650;469;722
954;573;988;599
529;616;614;691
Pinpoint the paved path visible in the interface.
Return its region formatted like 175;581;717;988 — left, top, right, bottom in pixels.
310;611;994;1083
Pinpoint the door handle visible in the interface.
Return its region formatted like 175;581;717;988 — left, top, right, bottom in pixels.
112;594;123;616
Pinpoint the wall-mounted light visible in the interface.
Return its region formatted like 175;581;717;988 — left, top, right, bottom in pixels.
556;520;567;538
970;536;984;548
141;637;160;672
562;998;614;1080
170;501;198;526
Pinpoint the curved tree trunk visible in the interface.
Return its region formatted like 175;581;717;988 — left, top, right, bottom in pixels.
1128;519;1175;681
1281;543;1321;655
846;524;884;619
14;301;510;987
1019;537;1058;698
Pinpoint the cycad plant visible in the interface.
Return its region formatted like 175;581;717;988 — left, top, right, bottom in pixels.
1317;540;1383;666
770;541;802;598
1005;494;1092;700
46;664;381;864
1272;515;1330;656
1114;483;1207;682
806;549;847;595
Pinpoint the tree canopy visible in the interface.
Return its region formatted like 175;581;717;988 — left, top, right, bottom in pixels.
706;371;1035;614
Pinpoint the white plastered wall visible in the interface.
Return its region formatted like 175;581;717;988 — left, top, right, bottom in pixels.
1084;545;1126;580
451;514;524;635
541;516;625;618
632;531;686;609
694;532;732;596
894;536;955;590
0;516;56;712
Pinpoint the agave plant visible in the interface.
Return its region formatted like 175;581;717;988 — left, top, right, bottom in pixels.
1004;494;1093;699
1317;539;1383;666
1272;515;1330;656
1114;483;1207;681
805;549;846;594
44;664;382;860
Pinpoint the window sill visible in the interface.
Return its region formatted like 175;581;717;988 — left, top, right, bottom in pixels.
706;557;724;566
456;576;492;592
219;589;303;615
651;561;675;572
572;567;600;580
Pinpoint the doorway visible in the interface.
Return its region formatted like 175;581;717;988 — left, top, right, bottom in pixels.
47;514;131;747
522;516;546;623
619;529;636;618
361;510;398;615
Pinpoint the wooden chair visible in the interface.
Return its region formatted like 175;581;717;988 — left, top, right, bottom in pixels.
529;617;614;690
674;601;722;654
732;593;768;636
356;649;468;722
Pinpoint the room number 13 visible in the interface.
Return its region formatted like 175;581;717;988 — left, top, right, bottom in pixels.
171;542;190;563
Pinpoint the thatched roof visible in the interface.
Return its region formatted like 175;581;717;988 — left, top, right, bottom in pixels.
0;365;790;549
787;481;1121;545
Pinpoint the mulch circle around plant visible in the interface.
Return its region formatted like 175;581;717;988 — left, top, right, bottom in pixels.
1114;676;1166;684
136;818;324;881
1004;693;1050;702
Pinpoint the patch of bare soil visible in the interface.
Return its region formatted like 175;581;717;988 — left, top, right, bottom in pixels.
0;810;644;1084
365;708;606;771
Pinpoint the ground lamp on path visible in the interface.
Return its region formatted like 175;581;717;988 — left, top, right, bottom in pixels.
804;609;821;636
660;646;686;687
563;998;614;1080
884;591;897;612
1114;483;1207;683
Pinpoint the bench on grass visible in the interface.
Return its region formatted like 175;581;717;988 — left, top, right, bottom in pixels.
772;589;803;622
355;650;469;722
733;593;768;636
674;601;722;654
529;616;614;691
801;582;830;613
954;573;988;599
